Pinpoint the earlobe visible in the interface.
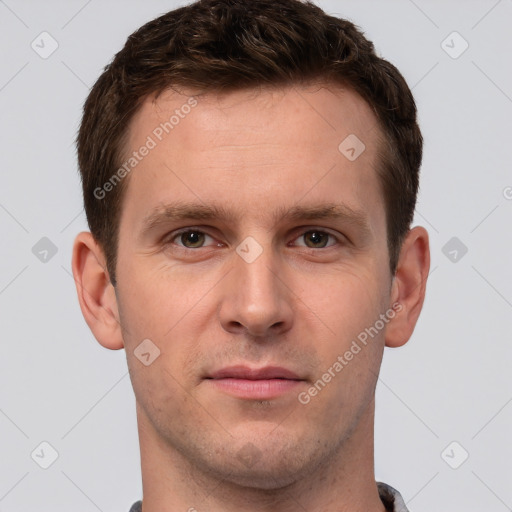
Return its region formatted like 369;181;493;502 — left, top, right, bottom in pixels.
385;226;430;348
71;231;124;350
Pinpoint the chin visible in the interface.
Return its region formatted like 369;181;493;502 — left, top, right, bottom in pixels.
201;432;330;491
227;468;299;491
210;455;307;491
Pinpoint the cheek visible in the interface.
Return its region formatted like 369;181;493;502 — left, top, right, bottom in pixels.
300;277;386;424
118;262;213;397
302;266;388;395
117;257;213;344
308;266;387;341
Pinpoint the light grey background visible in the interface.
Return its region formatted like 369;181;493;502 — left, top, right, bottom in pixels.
1;1;511;511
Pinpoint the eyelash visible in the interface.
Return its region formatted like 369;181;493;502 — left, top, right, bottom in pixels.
164;228;343;251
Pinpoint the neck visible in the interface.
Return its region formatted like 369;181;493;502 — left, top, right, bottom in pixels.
136;397;385;512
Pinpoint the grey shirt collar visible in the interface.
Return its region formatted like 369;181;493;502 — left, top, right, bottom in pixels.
129;481;409;512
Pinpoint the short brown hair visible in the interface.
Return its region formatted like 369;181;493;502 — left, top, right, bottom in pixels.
77;0;422;287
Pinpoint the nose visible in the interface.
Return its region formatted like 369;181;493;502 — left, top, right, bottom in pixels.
218;240;294;338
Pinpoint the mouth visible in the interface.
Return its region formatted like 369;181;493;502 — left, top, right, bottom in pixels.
205;365;306;400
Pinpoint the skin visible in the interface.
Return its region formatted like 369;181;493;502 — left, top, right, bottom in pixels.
72;83;430;512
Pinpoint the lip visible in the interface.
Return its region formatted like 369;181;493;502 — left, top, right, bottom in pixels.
206;365;305;400
208;365;302;380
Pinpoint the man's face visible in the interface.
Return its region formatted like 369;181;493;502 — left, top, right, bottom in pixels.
114;84;393;487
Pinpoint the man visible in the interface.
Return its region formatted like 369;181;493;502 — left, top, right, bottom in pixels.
71;0;430;510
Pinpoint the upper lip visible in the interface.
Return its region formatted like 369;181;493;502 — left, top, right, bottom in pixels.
208;365;303;380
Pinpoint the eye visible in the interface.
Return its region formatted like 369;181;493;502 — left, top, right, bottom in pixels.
293;230;338;249
164;228;341;251
170;229;217;249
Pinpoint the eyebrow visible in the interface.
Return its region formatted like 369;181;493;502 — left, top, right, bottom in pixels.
139;200;372;239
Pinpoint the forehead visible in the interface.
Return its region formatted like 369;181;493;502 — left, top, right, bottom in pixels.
119;83;385;233
130;83;380;150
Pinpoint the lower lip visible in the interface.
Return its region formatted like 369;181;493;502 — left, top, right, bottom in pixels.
207;378;303;400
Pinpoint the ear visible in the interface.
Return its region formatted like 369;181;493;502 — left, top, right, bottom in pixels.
385;226;430;348
71;231;124;350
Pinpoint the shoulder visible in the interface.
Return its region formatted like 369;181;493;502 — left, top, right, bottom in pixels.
377;481;409;512
128;500;142;512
